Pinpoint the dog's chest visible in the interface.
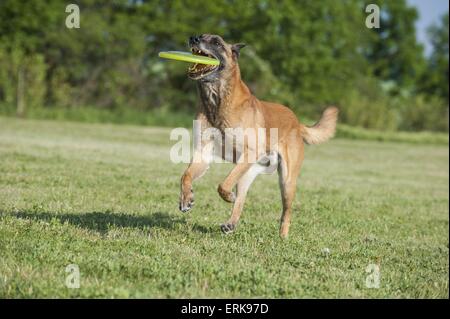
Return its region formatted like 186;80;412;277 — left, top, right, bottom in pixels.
198;82;234;130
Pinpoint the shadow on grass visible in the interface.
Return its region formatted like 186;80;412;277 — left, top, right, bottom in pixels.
5;210;210;234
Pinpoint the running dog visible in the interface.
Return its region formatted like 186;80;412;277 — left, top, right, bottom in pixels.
179;34;338;238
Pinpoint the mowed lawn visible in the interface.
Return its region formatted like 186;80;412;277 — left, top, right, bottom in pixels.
0;116;448;298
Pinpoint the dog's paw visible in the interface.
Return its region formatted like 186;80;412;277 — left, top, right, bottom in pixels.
179;188;194;213
217;185;236;203
220;222;236;234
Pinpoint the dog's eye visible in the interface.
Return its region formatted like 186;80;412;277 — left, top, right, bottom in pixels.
213;39;221;46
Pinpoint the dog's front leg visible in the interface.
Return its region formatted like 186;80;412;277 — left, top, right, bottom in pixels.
179;163;207;212
179;141;213;213
217;161;253;203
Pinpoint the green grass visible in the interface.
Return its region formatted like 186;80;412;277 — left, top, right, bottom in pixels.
0;116;448;298
336;124;449;145
2;106;448;145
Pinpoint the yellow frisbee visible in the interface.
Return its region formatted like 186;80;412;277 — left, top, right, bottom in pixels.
158;51;219;66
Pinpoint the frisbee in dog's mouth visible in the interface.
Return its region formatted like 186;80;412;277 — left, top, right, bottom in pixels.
188;48;219;79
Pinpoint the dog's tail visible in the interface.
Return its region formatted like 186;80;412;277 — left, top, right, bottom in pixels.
300;106;338;145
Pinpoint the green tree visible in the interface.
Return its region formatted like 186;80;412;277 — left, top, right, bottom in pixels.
365;0;426;92
0;0;446;132
423;12;449;102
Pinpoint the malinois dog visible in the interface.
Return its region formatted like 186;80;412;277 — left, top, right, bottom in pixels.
179;34;338;238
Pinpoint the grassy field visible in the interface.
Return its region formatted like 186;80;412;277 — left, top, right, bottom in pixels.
2;105;449;145
0;116;448;298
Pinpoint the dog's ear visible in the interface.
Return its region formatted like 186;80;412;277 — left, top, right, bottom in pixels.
231;43;246;59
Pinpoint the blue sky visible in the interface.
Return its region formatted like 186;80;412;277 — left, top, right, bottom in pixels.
407;0;449;56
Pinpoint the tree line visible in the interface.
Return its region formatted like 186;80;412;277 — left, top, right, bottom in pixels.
0;0;448;131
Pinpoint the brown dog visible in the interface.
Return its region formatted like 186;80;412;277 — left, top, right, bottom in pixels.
179;34;338;238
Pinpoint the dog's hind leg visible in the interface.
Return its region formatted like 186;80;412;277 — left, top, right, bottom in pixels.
278;132;304;238
220;163;263;234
